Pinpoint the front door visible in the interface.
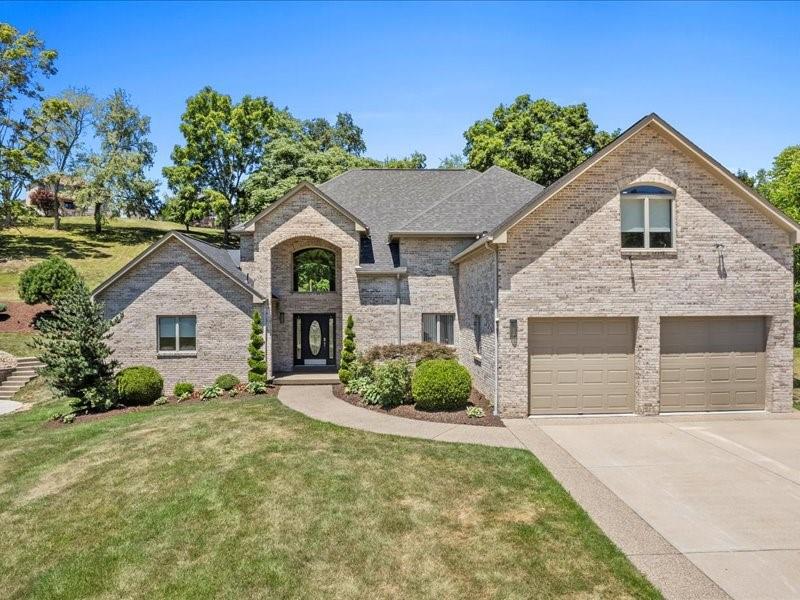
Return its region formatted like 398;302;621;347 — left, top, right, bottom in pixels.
294;313;336;366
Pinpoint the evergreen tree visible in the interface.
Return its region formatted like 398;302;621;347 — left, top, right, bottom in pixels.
33;281;120;411
339;314;356;383
248;309;267;382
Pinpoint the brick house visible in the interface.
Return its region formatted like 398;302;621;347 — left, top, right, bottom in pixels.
93;114;800;416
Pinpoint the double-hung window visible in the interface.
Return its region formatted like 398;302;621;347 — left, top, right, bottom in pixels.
158;316;196;352
422;313;455;345
620;185;674;249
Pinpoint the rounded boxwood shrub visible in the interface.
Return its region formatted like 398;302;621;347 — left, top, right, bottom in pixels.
18;257;80;305
214;373;240;391
412;359;472;411
173;381;194;397
116;366;163;406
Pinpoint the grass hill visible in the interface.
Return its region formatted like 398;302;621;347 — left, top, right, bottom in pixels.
0;217;223;356
0;217;224;302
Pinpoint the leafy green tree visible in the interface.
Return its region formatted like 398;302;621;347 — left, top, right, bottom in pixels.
338;315;356;383
160;189;209;231
76;89;158;232
34;88;95;230
248;309;267;382
18;256;80;304
163;86;293;241
439;153;466;169
302;112;366;156
33;281;120;412
0;23;57;227
464;95;616;186
247;137;378;211
384;151;427;169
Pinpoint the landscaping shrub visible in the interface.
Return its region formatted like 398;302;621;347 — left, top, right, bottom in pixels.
200;385;223;400
173;381;194;397
115;366;164;406
412;359;472;411
338;315;356;383
361;359;411;407
33;281;119;412
363;342;455;365
214;374;240;390
18;257;80;305
0;303;6;313
246;381;268;394
466;406;485;418
248;310;267;382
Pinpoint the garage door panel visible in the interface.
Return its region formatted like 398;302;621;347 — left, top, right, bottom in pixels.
660;317;765;412
529;318;634;415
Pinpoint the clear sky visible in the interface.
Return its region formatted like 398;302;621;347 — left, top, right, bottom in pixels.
3;1;799;189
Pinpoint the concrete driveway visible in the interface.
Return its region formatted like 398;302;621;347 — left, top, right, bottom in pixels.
526;414;800;600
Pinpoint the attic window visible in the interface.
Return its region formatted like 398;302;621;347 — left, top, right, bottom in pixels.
621;185;674;249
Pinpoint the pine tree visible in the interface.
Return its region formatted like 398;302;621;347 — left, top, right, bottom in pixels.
339;314;356;383
248;309;267;382
33;281;120;411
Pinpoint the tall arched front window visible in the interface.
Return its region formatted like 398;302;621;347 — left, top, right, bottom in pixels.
293;248;336;292
620;185;674;249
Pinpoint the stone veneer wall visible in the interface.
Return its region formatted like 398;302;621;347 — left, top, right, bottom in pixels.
496;124;794;417
97;237;256;391
455;245;497;400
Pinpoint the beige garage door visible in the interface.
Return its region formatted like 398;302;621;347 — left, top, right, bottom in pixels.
660;317;766;412
529;318;635;415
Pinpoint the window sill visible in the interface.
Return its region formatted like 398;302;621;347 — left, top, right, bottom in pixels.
473;353;482;364
157;351;197;358
621;248;677;258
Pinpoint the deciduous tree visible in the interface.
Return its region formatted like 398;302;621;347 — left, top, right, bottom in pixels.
464;95;616;186
163;87;293;241
76;89;158;231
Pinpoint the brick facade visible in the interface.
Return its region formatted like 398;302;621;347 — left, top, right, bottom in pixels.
96;237;257;391
98;123;794;416
495;124;794;416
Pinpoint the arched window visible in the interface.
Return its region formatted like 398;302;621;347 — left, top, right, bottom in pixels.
620;185;674;249
293;248;336;292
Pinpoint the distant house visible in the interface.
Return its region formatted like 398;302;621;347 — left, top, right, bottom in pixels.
93;114;800;417
26;177;94;217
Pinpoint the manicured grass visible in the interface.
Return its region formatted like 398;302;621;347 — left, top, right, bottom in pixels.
0;332;38;357
0;217;224;301
0;383;660;599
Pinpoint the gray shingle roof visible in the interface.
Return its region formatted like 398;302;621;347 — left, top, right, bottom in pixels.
394;166;544;234
319;169;482;268
172;232;262;297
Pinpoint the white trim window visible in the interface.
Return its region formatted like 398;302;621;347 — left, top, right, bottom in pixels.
158;316;196;352
422;313;455;345
620;185;674;249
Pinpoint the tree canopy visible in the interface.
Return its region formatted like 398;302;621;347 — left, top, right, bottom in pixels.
463;95;616;186
76;89;159;231
162;86;294;240
0;23;57;226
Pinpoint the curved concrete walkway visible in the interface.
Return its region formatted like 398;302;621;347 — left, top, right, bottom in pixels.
0;400;23;415
278;385;523;448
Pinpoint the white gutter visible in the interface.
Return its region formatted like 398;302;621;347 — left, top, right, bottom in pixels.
493;243;500;417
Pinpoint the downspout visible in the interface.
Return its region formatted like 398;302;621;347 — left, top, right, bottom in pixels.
493;243;500;417
396;273;402;344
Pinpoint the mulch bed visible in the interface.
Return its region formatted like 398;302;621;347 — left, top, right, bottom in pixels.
332;384;504;427
0;302;50;333
44;383;280;428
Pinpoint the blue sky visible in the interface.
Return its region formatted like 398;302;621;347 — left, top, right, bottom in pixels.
4;1;799;189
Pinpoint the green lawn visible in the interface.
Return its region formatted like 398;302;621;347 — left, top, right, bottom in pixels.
0;382;659;599
0;332;38;357
0;217;224;301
